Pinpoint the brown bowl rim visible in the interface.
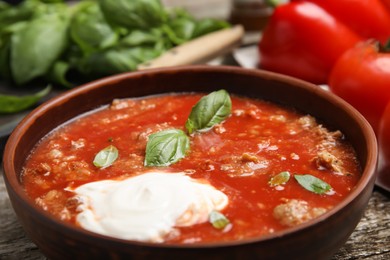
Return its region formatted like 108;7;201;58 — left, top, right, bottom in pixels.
2;65;378;249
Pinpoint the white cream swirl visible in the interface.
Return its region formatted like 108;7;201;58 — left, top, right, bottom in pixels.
71;171;228;242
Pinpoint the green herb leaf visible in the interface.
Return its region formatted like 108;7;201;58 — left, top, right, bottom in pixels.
78;47;158;77
0;0;40;29
144;129;190;167
209;210;230;229
46;60;72;87
70;3;118;54
1;0;230;91
120;29;161;47
269;171;290;187
192;18;230;38
162;18;196;45
10;12;69;85
294;174;332;194
0;1;10;12
0;85;51;114
99;0;167;29
185;89;232;134
264;0;282;8
93;145;119;168
0;34;11;80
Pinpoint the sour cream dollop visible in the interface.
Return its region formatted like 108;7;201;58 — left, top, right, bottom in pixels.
71;172;229;242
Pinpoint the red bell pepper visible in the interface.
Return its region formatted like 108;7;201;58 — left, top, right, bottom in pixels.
380;0;390;13
258;1;362;84
305;0;390;44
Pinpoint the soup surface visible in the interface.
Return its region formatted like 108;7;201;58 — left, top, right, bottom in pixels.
22;91;361;244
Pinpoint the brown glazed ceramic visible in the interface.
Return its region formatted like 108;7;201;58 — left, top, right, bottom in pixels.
2;66;378;260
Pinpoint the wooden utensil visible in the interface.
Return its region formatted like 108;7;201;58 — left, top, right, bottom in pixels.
137;25;244;70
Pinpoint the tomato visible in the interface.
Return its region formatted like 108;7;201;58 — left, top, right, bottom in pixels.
378;101;390;185
258;1;362;84
379;102;390;162
329;40;390;132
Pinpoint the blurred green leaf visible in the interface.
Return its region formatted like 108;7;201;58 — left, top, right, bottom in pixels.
99;0;167;29
120;29;160;46
192;18;230;38
70;2;118;53
10;12;69;85
1;0;231;91
0;0;40;29
0;85;51;114
46;60;72;87
0;34;11;80
162;18;196;45
0;1;10;12
78;47;160;76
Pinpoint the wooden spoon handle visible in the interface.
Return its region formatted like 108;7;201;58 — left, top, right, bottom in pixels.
137;25;244;70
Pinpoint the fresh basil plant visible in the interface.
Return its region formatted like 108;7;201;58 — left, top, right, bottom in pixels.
0;0;230;114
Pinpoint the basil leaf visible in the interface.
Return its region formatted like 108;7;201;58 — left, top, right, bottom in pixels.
144;129;189;167
192;18;230;38
70;2;118;53
120;29;162;47
93;145;119;168
99;0;167;29
0;0;39;28
0;34;11;80
0;1;9;12
78;48;138;76
78;46;160;77
269;171;290;187
185;89;232;134
294;174;332;194
11;12;69;85
162;18;196;45
209;210;230;229
46;60;72;88
0;85;51;114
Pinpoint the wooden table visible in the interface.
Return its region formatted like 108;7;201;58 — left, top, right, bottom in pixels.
1;165;389;259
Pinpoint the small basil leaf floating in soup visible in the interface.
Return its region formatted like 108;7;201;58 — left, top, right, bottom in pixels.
185;89;232;134
93;145;118;168
269;171;291;187
209;210;230;229
145;129;190;167
294;174;332;194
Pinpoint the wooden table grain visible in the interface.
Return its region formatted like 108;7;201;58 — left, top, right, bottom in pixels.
1;165;389;259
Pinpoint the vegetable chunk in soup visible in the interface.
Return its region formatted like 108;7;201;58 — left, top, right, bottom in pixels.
22;90;361;244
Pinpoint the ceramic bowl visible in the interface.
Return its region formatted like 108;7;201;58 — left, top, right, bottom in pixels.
2;66;378;260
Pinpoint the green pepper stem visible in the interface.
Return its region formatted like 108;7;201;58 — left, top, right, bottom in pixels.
264;0;285;8
384;39;390;52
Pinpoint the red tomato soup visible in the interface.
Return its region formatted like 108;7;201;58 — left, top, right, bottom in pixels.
22;91;361;244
